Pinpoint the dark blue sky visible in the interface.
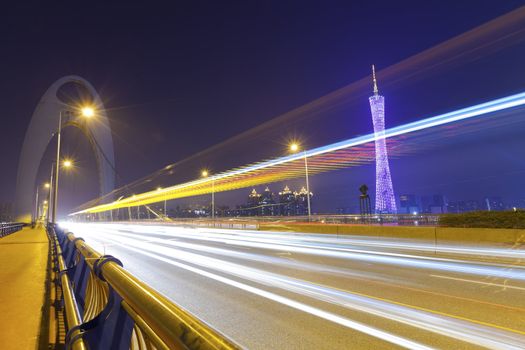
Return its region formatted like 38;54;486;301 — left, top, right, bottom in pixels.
1;1;524;213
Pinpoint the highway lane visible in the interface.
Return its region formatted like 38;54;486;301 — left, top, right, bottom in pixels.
61;222;525;349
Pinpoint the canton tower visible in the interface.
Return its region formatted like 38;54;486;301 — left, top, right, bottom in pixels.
369;65;397;214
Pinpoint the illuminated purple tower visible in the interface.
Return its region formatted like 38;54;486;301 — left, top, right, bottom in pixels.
369;65;397;214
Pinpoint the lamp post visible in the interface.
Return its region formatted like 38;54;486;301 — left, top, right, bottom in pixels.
34;182;51;223
34;187;39;224
53;159;73;222
289;143;311;220
157;187;167;219
47;165;55;224
201;170;214;220
52;111;63;223
52;106;94;222
42;200;48;221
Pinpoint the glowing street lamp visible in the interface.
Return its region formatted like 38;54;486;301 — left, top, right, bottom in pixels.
35;181;53;223
289;142;312;220
52;158;75;222
52;105;94;222
201;170;215;220
81;106;95;118
157;186;167;219
41;199;49;222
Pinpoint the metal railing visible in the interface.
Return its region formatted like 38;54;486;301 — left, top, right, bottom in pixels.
48;224;240;350
0;222;24;237
74;213;441;228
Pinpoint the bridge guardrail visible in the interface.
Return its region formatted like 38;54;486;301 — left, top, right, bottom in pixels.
0;222;24;237
77;213;440;227
48;223;240;350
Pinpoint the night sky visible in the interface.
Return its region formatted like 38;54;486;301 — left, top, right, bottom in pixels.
2;1;525;215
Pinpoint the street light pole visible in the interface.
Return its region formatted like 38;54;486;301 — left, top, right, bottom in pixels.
212;179;215;220
34;187;39;224
52;111;62;223
201;170;214;220
50;106;93;223
303;150;311;220
289;142;311;221
157;187;167;220
47;166;54;224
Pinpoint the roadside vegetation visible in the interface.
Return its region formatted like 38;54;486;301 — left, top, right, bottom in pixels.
439;210;525;229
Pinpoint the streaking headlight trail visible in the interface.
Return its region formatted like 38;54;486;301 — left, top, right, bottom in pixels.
62;223;525;349
70;91;525;215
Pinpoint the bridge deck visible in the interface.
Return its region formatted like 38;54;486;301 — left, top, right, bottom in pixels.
0;226;49;350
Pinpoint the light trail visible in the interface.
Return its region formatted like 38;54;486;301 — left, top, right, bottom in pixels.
68;223;525;281
75;223;525;294
81;232;434;349
430;275;525;291
62;222;525;349
71;222;525;262
70;91;525;215
90;230;525;348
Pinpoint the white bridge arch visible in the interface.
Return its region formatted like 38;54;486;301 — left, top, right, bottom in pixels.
15;75;115;222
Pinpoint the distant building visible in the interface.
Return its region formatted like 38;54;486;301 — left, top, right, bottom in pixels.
483;197;505;211
243;185;313;216
0;203;13;222
447;199;484;213
278;186;296;216
369;65;397;214
336;207;352;215
260;187;276;216
421;195;447;214
399;194;420;214
248;189;262;216
511;198;525;210
294;187;312;216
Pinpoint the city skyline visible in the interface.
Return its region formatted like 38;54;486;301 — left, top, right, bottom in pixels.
2;2;525;220
1;4;525;350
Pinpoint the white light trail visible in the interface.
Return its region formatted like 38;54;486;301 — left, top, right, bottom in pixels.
62;223;525;349
71;91;525;214
86;233;435;350
72;223;525;281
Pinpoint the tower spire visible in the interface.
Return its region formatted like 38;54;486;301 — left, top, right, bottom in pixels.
372;64;379;95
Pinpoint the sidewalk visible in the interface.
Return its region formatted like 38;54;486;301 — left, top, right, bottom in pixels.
0;226;49;350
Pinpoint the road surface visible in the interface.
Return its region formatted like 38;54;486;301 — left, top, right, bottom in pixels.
61;222;525;349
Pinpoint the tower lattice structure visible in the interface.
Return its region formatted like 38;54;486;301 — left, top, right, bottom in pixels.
369;65;397;214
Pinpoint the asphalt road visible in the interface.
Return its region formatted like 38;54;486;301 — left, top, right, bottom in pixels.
62;222;525;350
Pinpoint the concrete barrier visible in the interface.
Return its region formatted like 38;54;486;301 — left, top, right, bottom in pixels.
259;222;525;245
436;227;525;245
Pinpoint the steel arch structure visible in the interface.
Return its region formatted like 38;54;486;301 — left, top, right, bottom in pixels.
14;75;115;222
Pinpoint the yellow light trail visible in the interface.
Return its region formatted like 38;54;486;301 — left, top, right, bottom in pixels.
70;91;525;216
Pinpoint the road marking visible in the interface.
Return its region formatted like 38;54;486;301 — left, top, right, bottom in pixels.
312;280;525;337
341;275;525;313
430;274;525;291
91;229;525;312
82;228;525;337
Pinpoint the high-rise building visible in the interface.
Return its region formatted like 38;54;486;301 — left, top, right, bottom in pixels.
483;197;505;211
399;194;419;214
421;194;448;214
369;65;397;214
243;186;313;216
260;186;276;216
294;186;312;216
248;189;262;216
278;185;295;216
0;202;13;222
